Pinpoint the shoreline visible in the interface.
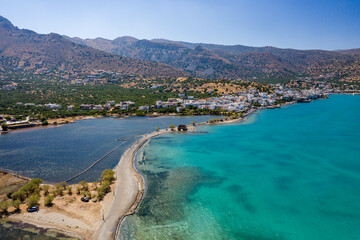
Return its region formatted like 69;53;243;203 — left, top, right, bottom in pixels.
106;109;262;240
0;99;313;239
1;94;332;135
94;129;169;240
1;95;331;239
104;96;327;239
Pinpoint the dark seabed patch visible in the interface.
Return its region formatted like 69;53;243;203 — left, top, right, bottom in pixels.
233;229;285;240
273;175;295;192
0;219;78;240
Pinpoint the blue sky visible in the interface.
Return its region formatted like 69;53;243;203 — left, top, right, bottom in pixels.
1;0;359;50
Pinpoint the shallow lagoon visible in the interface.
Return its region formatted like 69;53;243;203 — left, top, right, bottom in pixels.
120;95;360;240
0;115;219;183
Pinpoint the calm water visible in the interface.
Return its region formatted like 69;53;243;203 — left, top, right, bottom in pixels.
119;95;360;240
0;115;218;183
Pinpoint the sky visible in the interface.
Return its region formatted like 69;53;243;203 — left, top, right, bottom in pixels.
1;0;359;50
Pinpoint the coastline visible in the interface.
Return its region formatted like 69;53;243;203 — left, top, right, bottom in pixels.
104;97;324;239
1;96;329;239
105;109;262;240
94;129;169;240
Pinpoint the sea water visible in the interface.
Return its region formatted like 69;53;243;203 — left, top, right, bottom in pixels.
119;95;360;240
0;116;219;183
0;115;220;238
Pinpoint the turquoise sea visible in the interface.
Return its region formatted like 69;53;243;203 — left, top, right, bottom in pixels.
119;95;360;240
0;115;220;239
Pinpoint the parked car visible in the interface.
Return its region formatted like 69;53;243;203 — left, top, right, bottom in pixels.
27;206;38;212
81;197;89;202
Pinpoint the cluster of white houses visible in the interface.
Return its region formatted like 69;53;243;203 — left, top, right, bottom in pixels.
16;102;63;110
79;101;136;111
151;87;326;113
13;87;327;113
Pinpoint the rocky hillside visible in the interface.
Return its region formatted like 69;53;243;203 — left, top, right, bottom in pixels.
0;16;186;78
67;36;360;81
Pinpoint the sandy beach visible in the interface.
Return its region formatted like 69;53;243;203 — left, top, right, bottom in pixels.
93;129;168;240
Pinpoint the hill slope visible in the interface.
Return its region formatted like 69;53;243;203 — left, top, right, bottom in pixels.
0;16;186;78
67;36;359;81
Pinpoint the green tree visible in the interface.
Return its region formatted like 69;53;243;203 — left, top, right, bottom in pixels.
101;169;115;183
26;194;40;208
11;190;27;201
12;178;43;201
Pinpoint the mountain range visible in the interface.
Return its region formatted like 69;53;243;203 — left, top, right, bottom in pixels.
66;36;360;81
0;15;359;82
0;16;185;78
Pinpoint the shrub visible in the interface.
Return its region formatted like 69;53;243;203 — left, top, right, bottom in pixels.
61;182;67;188
76;186;81;195
92;182;98;191
96;169;116;201
12;199;21;211
51;189;57;197
67;186;72;195
79;181;88;191
31;178;44;185
44;195;54;207
97;188;105;201
57;187;64;196
0;201;9;214
54;183;61;190
42;185;50;196
7;192;13;199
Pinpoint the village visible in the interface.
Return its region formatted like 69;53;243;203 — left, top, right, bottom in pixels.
1;84;332;132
